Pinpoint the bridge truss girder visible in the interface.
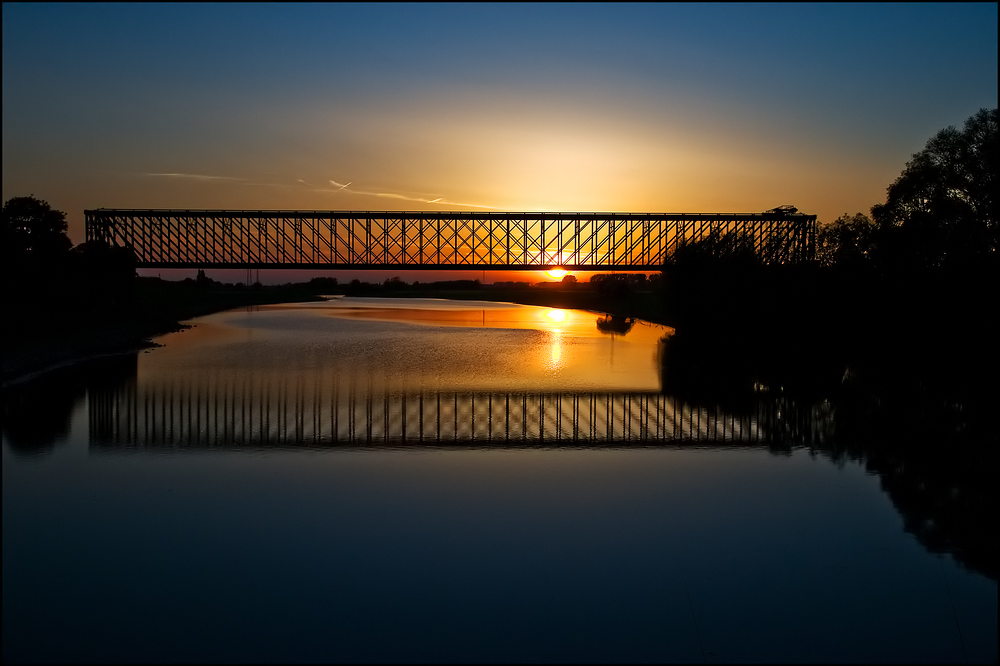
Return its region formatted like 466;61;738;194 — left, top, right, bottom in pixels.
85;210;817;269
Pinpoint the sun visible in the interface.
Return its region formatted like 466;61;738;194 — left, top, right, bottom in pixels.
546;268;568;279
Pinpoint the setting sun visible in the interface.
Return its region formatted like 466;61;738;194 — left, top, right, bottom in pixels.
546;268;568;279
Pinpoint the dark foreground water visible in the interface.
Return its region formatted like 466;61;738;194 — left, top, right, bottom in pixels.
3;299;996;663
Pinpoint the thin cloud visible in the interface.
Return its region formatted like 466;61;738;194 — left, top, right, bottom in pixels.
146;172;511;209
145;172;245;181
314;179;505;210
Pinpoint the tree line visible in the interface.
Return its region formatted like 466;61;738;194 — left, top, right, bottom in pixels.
659;108;996;403
1;197;137;335
818;107;995;273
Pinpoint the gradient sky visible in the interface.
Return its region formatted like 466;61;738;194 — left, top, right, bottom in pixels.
3;3;997;282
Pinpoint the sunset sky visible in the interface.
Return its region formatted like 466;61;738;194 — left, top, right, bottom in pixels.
3;3;997;282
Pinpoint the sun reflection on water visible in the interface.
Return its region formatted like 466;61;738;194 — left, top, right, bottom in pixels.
545;308;568;323
549;329;563;371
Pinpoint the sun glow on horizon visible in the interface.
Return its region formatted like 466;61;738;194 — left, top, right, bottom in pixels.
546;268;568;279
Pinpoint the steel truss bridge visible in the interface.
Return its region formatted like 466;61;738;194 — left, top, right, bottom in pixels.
85;209;817;270
89;380;821;448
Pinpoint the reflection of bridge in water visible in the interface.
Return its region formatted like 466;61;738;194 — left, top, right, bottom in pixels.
85;209;817;269
90;378;821;448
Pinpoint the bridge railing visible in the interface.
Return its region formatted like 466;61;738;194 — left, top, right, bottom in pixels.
85;210;817;269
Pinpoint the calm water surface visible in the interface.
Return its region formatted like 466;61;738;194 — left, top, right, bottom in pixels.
3;298;996;662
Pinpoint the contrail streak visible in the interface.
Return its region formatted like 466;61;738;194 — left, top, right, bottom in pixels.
145;173;244;181
314;179;505;210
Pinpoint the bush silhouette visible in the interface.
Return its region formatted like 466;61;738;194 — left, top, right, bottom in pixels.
1;196;71;266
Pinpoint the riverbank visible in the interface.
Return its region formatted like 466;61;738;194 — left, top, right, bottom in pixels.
2;278;327;387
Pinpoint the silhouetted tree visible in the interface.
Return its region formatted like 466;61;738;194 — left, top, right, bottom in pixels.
816;213;877;268
595;315;634;336
660;231;761;327
196;269;217;287
871;107;997;271
1;196;71;265
591;273;648;299
2;197;75;330
307;276;339;291
69;240;137;315
666;231;760;275
384;276;407;290
591;273;648;286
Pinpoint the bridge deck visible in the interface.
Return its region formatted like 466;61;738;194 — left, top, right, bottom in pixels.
85;209;817;269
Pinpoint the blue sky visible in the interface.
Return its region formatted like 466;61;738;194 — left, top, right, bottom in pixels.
3;3;996;281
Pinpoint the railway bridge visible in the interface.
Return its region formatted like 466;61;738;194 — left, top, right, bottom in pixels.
85;209;817;270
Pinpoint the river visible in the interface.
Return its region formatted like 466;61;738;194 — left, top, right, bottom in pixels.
2;298;996;662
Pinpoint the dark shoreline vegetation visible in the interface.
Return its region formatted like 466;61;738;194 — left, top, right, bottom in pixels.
3;109;997;579
1;273;332;386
